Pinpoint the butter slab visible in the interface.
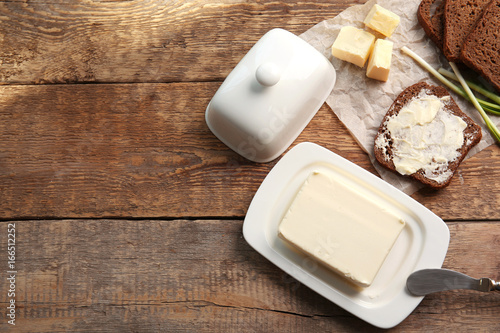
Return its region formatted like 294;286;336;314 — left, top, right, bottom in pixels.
278;170;405;287
364;4;400;37
331;26;375;67
366;39;393;82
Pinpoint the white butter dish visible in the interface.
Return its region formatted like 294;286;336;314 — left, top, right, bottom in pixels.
243;142;450;328
205;28;336;162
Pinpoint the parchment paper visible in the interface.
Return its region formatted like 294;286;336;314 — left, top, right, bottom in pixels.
299;0;497;194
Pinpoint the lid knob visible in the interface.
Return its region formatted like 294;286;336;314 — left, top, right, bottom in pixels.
255;62;280;87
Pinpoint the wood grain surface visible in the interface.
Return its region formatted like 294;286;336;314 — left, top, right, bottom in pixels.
1;0;499;331
0;219;499;332
1;83;500;220
0;0;353;84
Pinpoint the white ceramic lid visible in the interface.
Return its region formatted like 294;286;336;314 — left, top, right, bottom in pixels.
205;28;336;162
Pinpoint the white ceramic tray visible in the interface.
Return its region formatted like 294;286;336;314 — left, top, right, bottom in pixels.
243;142;450;328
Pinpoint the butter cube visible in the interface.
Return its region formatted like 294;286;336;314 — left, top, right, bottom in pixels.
364;4;400;37
278;170;405;287
366;39;393;82
331;26;376;67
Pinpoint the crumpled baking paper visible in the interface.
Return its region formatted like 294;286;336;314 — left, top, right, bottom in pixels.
300;0;497;194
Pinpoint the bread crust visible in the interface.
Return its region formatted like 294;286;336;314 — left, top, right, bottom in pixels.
374;82;482;188
417;0;445;50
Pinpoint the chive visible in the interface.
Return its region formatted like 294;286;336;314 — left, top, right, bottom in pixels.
438;68;500;105
401;47;500;115
450;62;500;143
482;105;500;116
400;47;463;94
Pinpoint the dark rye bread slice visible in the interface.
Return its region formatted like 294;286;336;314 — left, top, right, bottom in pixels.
460;0;500;93
417;0;445;50
374;82;482;188
442;0;492;62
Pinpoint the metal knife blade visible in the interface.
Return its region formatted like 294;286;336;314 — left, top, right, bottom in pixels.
407;268;500;296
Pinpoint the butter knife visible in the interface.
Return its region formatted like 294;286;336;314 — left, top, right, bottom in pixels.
407;268;500;296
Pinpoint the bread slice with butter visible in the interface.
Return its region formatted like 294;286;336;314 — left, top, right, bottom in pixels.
374;82;481;188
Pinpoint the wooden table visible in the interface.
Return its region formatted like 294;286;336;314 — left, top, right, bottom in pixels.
1;1;499;331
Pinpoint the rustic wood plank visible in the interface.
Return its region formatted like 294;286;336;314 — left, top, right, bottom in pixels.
0;82;266;219
0;219;498;332
0;0;353;84
1;83;499;220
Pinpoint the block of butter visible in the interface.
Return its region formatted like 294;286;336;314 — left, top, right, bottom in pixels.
366;39;393;82
278;170;405;287
331;26;375;67
363;4;400;37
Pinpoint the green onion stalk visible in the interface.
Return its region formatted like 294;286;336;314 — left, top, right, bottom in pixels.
401;47;500;116
401;46;500;142
449;62;500;143
437;68;500;105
